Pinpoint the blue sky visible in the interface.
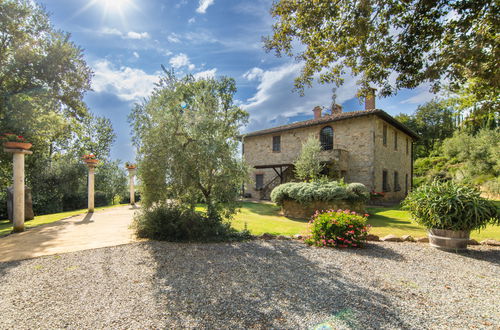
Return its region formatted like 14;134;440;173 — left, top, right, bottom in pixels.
39;0;436;162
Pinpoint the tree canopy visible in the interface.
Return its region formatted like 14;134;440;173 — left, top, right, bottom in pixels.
0;1;126;218
129;70;248;218
264;0;499;99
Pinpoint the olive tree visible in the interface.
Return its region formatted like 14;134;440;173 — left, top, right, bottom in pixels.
294;135;324;182
129;70;248;218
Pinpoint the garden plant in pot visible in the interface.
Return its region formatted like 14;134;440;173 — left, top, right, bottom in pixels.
1;133;32;150
82;153;98;165
403;180;499;250
125;162;136;169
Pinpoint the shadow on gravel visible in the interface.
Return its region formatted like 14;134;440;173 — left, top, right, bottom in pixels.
343;242;405;261
452;249;500;266
144;240;410;329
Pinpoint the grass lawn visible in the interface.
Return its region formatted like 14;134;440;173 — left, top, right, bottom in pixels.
0;204;126;237
230;201;500;241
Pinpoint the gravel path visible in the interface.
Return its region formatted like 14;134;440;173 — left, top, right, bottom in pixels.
0;240;498;329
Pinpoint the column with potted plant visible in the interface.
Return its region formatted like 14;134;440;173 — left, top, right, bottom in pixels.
1;133;33;232
403;180;499;250
125;162;137;205
82;154;98;212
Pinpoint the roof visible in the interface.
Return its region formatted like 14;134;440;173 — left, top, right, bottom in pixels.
242;109;419;140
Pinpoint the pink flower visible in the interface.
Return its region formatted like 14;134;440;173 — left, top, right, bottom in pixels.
364;213;370;217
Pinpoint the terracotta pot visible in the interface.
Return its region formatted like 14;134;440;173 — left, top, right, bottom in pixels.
428;228;470;250
84;159;99;165
3;142;32;150
126;165;136;169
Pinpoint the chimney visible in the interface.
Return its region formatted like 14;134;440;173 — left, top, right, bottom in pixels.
313;106;322;119
365;88;376;110
331;103;342;115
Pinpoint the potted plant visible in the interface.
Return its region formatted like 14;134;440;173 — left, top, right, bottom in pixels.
82;154;98;165
403;180;499;250
125;162;136;169
370;191;385;200
1;133;32;150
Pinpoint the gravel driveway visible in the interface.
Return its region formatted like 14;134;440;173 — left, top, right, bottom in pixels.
0;240;498;329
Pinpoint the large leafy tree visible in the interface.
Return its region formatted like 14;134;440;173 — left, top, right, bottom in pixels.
395;100;456;157
264;0;499;99
0;0;92;122
130;70;248;218
0;1;127;217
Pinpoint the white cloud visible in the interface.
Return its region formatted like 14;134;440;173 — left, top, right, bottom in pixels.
92;60;159;102
125;31;150;39
193;68;217;80
132;51;140;58
241;63;359;133
169;53;195;70
243;67;264;81
167;33;181;43
196;0;214;14
100;28;150;40
188;17;196;24
101;27;122;36
401;84;436;104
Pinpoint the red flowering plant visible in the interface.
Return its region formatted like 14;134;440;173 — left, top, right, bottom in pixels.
1;133;27;143
370;191;385;199
304;209;371;248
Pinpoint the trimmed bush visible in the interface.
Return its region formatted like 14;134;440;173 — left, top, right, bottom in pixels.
270;181;369;205
402;180;499;231
305;209;370;248
132;202;250;242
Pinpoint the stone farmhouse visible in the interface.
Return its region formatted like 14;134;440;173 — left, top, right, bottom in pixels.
242;92;419;201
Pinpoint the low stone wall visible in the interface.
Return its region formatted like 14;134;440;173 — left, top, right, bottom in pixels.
281;199;366;219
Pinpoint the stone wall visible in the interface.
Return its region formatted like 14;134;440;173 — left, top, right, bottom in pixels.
243;113;414;202
281;200;366;219
372;117;414;201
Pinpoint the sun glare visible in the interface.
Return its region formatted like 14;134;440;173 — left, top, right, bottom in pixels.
72;0;138;26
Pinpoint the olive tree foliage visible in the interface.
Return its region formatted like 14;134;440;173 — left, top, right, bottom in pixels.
294;135;324;182
129;70;249;218
264;0;499;99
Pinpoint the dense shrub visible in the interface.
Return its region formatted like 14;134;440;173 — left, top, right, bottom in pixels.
270;181;369;205
403;180;499;231
132;202;250;242
305;209;370;248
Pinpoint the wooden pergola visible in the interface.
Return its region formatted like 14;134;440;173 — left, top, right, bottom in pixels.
254;163;293;184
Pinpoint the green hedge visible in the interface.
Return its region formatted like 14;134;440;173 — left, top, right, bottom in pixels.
270;181;369;205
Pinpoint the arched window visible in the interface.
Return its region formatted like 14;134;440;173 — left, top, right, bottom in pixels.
320;126;333;150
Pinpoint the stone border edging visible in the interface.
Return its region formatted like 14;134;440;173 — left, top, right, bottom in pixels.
253;233;500;246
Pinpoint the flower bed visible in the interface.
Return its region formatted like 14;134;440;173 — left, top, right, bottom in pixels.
305;209;370;248
271;181;369;219
1;133;32;150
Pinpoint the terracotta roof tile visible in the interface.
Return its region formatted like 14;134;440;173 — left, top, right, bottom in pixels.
243;109;419;140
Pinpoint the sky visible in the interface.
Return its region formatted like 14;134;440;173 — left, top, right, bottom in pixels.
39;0;437;162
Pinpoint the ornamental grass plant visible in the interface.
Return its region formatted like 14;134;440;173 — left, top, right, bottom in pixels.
305;209;370;248
402;180;499;232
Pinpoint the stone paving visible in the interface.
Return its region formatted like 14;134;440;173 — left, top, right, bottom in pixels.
0;205;139;262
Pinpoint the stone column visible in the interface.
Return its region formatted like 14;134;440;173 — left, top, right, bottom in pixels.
87;164;96;212
4;148;32;232
127;168;136;205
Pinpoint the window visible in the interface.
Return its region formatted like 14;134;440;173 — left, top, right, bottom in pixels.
272;136;281;152
394;131;398;150
320;126;334;150
394;171;401;192
382;124;387;146
242;142;244;154
382;170;390;192
406;138;409;155
255;174;264;190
